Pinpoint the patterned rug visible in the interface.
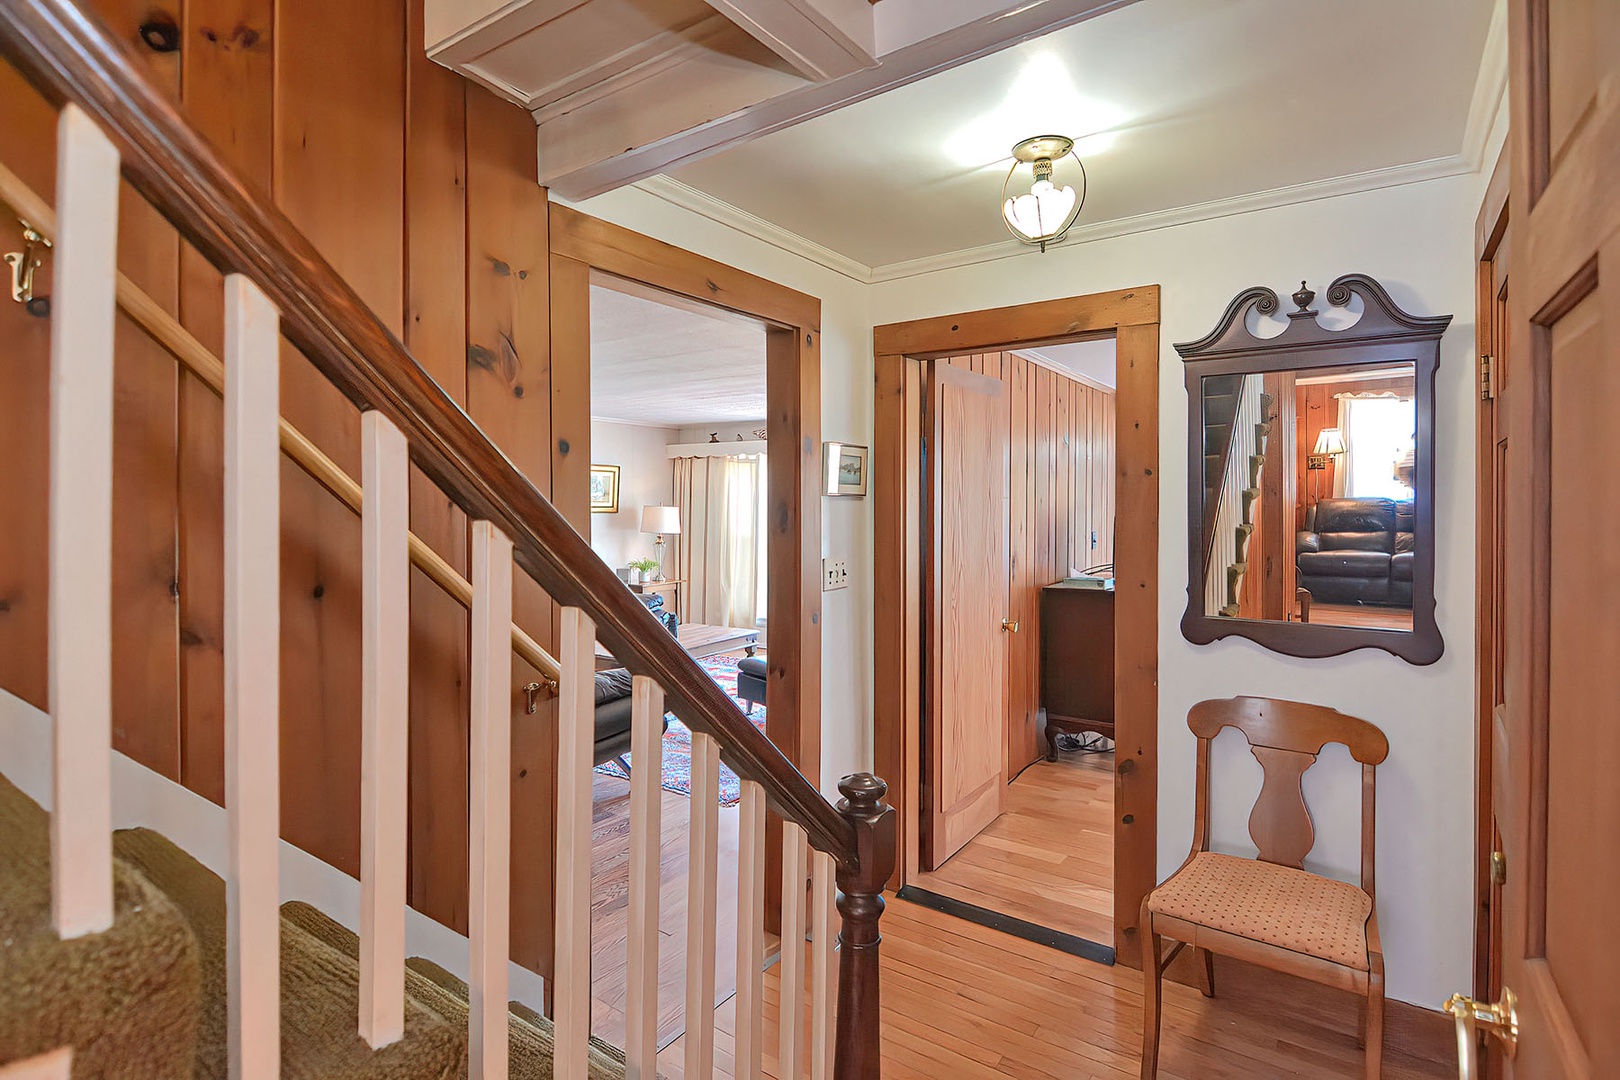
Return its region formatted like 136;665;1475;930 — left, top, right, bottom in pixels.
594;653;765;806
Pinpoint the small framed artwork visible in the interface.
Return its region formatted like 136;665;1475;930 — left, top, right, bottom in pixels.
823;442;869;497
589;465;620;513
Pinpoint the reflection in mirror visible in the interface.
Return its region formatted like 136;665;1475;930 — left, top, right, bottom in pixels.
1177;274;1447;664
1201;362;1418;632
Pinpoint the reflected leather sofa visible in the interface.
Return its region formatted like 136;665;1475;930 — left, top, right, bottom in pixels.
1296;497;1415;607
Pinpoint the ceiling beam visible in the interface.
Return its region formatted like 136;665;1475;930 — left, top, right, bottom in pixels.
538;0;1141;199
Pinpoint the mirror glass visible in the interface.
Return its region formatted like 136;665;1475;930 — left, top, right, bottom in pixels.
1198;360;1418;632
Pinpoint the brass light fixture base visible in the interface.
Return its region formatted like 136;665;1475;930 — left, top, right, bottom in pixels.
1010;135;1075;163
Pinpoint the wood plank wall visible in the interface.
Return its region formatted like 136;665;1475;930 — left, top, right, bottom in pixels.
940;353;1116;777
0;0;562;976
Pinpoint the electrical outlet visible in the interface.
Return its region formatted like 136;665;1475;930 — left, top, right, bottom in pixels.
822;558;849;591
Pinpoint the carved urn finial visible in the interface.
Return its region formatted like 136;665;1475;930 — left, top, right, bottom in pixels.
837;773;888;816
1291;280;1316;313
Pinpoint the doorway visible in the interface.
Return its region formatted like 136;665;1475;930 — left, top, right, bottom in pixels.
583;273;774;1050
910;345;1120;952
873;287;1161;968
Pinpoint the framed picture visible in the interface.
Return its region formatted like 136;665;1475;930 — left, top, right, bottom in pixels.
822;442;869;497
589;464;620;513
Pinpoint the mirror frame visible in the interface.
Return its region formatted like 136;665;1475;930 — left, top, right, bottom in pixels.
1175;273;1449;664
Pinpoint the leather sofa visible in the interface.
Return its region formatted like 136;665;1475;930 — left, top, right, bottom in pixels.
1296;497;1415;607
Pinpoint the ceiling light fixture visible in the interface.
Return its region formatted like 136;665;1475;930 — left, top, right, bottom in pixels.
1001;135;1087;252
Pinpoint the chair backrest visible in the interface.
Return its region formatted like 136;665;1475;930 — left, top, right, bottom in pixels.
1186;696;1389;898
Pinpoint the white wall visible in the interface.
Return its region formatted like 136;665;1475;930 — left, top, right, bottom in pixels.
870;173;1483;1008
581;161;1491;1007
573;186;876;798
589;419;678;571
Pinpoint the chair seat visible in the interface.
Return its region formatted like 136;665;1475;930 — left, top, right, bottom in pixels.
1147;852;1372;970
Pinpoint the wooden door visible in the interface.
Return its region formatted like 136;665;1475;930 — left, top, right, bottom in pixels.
1486;3;1620;1075
924;363;1009;869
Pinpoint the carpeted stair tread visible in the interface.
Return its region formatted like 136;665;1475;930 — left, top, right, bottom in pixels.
282;903;626;1080
113;828;465;1080
0;774;201;1077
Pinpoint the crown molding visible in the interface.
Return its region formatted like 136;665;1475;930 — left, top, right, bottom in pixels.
1016;348;1116;394
638;150;1487;289
1460;0;1508;170
632;175;874;283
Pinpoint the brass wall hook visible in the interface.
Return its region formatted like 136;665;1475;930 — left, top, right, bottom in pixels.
4;220;51;317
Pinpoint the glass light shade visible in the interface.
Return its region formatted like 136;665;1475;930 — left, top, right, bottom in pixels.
639;504;681;535
1313;427;1347;456
1002;179;1077;244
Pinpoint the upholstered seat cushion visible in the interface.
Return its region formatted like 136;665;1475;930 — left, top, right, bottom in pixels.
1147;852;1373;969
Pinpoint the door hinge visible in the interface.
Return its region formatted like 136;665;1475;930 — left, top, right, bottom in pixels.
1479;354;1495;401
1491;850;1507;886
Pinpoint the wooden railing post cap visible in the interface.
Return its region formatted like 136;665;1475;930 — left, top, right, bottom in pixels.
836;773;888;818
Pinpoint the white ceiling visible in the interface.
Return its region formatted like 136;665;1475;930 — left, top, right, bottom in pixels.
1023;338;1116;388
590;283;768;427
663;0;1498;271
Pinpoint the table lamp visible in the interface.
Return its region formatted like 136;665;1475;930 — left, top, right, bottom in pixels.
640;505;681;582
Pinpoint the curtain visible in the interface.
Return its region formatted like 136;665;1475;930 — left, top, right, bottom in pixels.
672;454;762;630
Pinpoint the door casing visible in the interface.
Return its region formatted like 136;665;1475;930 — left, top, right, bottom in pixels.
872;287;1161;967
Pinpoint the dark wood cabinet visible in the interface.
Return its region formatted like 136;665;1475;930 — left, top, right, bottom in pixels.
1039;583;1115;760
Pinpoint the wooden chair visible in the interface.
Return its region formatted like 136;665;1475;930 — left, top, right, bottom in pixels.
1139;696;1389;1080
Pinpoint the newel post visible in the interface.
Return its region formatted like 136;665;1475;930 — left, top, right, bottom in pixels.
833;773;896;1080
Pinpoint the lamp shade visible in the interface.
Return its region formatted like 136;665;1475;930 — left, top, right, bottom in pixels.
640;505;681;535
1313;427;1346;456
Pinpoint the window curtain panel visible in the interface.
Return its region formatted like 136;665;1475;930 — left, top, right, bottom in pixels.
672;454;761;630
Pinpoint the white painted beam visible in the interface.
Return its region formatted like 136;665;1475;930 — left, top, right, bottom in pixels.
703;0;875;81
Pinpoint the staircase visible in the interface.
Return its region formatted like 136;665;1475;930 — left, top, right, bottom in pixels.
0;2;894;1077
1202;376;1272;618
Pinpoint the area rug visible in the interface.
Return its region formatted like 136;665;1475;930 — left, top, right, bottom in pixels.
595;653;766;806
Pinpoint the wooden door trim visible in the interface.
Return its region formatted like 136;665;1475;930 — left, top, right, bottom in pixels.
1473;140;1509;1003
873;285;1160;968
548;205;822;930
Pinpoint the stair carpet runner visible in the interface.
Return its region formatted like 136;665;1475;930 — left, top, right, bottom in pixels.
0;773;627;1078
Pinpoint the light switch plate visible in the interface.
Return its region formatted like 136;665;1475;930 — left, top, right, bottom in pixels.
823;558;849;591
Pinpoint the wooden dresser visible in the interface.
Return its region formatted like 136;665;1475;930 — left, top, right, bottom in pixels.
1039;582;1116;760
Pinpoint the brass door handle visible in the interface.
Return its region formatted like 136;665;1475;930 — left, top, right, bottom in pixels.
1001;619;1019;633
1444;987;1517;1080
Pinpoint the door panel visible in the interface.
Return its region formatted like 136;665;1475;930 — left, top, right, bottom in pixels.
925;363;1008;869
1499;1;1620;1075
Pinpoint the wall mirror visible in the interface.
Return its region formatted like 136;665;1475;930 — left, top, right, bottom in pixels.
1176;274;1448;664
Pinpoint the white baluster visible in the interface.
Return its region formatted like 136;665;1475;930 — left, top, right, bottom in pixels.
359;411;409;1048
0;1048;73;1079
47;104;119;941
224;272;281;1080
810;849;838;1080
625;677;665;1079
555;606;596;1079
470;521;513;1080
734;780;767;1080
779;822;809;1080
685;731;721;1078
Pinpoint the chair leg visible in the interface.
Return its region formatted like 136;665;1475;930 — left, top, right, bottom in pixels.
1365;955;1385;1080
1140;902;1163;1080
1197;947;1215;998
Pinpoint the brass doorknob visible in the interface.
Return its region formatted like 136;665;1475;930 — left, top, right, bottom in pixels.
1001;618;1019;633
1444;987;1517;1079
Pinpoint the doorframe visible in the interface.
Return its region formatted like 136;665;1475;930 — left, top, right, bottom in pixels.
1472;145;1510;1004
872;286;1161;968
548;205;823;921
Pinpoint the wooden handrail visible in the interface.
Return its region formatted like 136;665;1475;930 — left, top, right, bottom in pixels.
0;159;562;693
0;0;858;864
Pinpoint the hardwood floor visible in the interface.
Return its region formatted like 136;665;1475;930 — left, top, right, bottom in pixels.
913;746;1115;947
659;898;1454;1079
589;770;758;1048
1310;602;1414;631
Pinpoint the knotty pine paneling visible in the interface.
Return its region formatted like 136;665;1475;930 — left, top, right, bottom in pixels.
940;354;1116;777
0;0;561;979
